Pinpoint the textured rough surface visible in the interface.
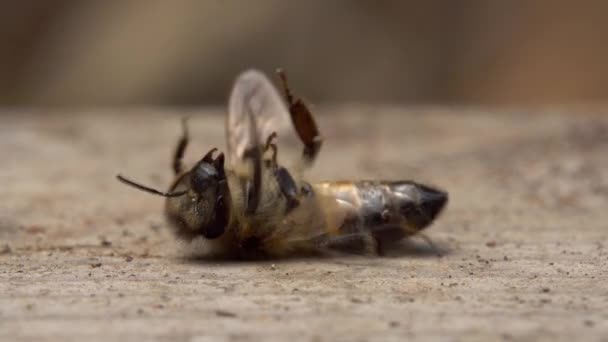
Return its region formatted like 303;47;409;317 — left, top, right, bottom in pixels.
1;109;607;341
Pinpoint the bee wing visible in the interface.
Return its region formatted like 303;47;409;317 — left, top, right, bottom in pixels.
226;69;302;169
269;193;377;255
313;198;377;255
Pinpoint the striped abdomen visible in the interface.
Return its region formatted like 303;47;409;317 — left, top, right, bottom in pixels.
314;181;448;242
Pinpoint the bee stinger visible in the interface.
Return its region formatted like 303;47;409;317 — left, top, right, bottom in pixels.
117;68;448;258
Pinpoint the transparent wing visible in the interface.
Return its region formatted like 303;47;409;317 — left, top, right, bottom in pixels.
266;191;377;255
226;69;302;168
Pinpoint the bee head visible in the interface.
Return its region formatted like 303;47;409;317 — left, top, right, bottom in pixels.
165;151;228;240
116;150;229;240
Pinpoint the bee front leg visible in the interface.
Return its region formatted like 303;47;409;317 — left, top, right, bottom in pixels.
203;193;228;239
172;117;189;174
202;154;229;239
264;132;278;167
274;167;300;213
276;69;323;166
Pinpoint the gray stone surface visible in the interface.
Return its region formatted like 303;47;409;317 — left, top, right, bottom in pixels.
1;109;607;341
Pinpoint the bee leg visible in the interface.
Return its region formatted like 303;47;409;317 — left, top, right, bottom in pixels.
276;69;323;166
264;132;278;167
243;146;262;216
202;194;228;239
274;167;300;213
172;117;190;174
212;152;225;177
416;232;443;257
370;224;408;256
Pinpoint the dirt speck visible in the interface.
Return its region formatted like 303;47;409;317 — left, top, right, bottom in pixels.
25;225;46;234
149;222;162;232
215;309;237;318
0;244;11;255
350;297;368;304
90;263;102;268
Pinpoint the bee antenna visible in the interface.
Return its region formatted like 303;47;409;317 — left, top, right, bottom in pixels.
116;174;187;197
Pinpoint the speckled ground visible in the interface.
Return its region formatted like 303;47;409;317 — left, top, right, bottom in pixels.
1;108;607;341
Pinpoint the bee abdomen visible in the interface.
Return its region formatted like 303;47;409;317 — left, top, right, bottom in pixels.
316;180;448;239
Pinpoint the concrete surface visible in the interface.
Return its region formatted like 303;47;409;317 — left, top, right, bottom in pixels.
1;108;607;341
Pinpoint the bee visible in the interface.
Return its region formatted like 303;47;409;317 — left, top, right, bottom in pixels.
117;69;448;258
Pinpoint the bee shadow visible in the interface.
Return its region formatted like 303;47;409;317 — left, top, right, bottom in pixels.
179;237;451;264
379;238;452;258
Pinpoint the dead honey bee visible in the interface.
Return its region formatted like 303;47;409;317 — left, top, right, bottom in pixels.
117;69;448;257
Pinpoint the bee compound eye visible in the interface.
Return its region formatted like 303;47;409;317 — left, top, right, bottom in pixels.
191;163;219;193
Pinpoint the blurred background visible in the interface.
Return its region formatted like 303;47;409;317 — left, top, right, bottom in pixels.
2;0;608;107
